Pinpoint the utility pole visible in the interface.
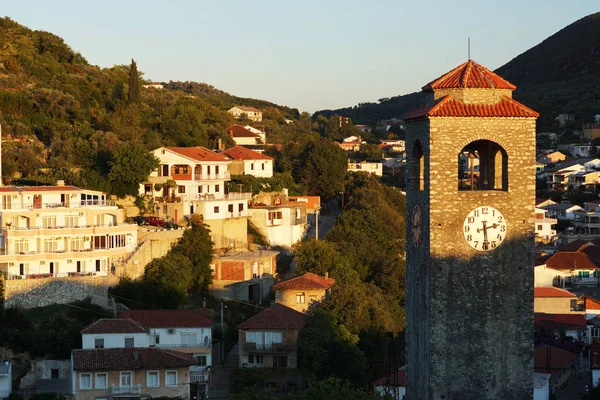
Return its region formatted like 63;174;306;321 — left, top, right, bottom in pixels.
220;302;225;365
315;208;320;241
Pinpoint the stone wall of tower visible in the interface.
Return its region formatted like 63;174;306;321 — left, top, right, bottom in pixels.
432;88;513;103
406;116;536;400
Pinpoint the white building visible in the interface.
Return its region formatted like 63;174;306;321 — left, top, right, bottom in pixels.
223;146;274;178
0;185;137;280
571;144;593;158
347;161;383;176
0;361;11;398
227;125;265;145
228;106;263;122
535;207;557;244
249;204;307;248
540;203;584;221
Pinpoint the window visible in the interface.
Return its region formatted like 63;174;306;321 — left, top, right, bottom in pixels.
65;216;79;227
71;237;85;251
272;332;283;343
178;186;186;194
273;356;287;368
215;185;220;193
15;239;29;254
95;373;108;389
95;338;104;349
151;334;160;345
44;239;59;253
43;216;57;228
195;355;207;366
172;165;191;175
216;166;220;175
51;369;59;379
228;204;234;213
246;331;256;343
410;140;424;191
181;333;197;346
125;337;134;348
458;140;508;191
262;163;265;170
296;292;306;304
147;371;159;388
80;373;92;389
592;328;600;338
248;354;263;364
165;371;178;387
120;372;132;388
239;203;244;212
144;184;152;193
251;163;255;171
537;225;543;230
198;185;203;193
214;206;219;214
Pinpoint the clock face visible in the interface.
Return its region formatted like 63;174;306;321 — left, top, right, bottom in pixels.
463;206;506;251
412;205;422;248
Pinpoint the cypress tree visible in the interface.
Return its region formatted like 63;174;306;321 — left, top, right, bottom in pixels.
128;58;140;104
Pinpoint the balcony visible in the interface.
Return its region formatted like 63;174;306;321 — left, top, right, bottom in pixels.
112;384;141;397
156;340;212;349
194;171;231;181
0;200;116;211
536;218;557;224
3;271;107;280
242;342;292;353
194;192;252;201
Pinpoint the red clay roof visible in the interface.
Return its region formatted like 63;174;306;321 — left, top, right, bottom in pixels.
373;369;406;387
73;348;196;371
403;95;539;120
81;319;149;334
544;252;599;271
237;304;309;330
166;146;228;162
558;240;592;252
19;185;80;192
272;272;335;291
578;244;600;264
223;146;273;161
422;60;516;91
534;313;587;330
586;296;600;310
227;124;261;138
118;309;213;328
534;287;576;298
534;345;580;374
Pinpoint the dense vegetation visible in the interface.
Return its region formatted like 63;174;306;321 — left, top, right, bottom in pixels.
315;12;600;130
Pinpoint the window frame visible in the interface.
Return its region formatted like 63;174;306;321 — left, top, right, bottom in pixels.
94;337;105;349
95;372;108;389
146;371;160;388
296;292;306;304
79;373;92;390
124;337;134;348
165;370;178;387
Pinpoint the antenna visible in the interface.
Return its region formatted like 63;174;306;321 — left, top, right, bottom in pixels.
468;37;471;60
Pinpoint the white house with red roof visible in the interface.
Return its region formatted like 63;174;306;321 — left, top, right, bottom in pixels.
236;303;309;369
223;146;273;178
535;207;557;244
228;106;262;122
227;124;265;145
0;184;137;288
272;272;335;313
373;367;405;400
534;287;580;314
535;345;581;394
140;146;252;248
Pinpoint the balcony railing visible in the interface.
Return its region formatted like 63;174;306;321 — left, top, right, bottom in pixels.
156;340;212;349
3;271;107;280
112;384;141;397
4;223;134;231
0;245;128;257
0;201;116;211
194;193;252;201
242;342;292;353
195;171;231;181
536;218;557;224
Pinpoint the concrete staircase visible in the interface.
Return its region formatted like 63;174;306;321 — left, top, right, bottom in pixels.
208;344;239;400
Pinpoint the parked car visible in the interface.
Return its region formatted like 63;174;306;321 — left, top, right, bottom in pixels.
145;216;166;227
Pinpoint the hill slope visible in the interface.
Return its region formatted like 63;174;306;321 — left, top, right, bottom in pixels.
315;12;600;128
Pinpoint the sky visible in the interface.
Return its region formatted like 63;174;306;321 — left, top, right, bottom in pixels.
2;1;598;113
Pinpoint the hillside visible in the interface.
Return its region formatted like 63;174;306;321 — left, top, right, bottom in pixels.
0;17;304;194
315;12;600;128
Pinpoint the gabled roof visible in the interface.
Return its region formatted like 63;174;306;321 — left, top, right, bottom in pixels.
81;319;149;334
534;345;580;374
544;252;599;272
534;287;577;298
422;60;516;91
236;304;309;330
534;313;587;330
236;106;262;113
118;309;213;328
19;186;81;192
72;348;196;371
223;146;273;161
585;296;600;311
372;368;406;387
403;95;539;120
540;203;582;211
272;272;335;291
578;244;600;264
536;198;556;207
558;239;592;252
165;147;228;162
227;124;262;138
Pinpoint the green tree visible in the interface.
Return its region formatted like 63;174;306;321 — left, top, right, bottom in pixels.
300;139;347;202
291;377;380;400
293;239;341;276
128;59;141;104
171;215;214;289
107;142;159;197
144;253;194;305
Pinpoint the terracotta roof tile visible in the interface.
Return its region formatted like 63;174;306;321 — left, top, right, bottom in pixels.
19;186;81;192
272;272;335;291
544;252;599;271
81;319;149;334
166;146;228;162
534;313;587;330
534;287;576;298
372;369;406;387
534;345;580;374
118;309;213;328
237;304;309;330
223;146;273;161
586;296;600;310
72;348;196;371
404;95;539;120
422;60;516;91
227;125;261;138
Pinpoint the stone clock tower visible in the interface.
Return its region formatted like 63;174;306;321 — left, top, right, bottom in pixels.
404;60;538;399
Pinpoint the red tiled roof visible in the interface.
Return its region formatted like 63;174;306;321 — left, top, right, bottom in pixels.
227;124;261;138
534;313;587;330
534;287;576;298
373;369;406;387
237;304;309;330
534;345;580;374
558;240;592;252
544;252;599;271
403;95;539;120
223;146;273;161
118;309;213;328
166;146;228;162
578;244;600;264
81;319;149;334
422;60;516;91
272;272;335;291
73;348;196;371
586;296;600;310
19;186;80;192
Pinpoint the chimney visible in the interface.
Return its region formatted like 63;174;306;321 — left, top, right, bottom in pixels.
56;180;65;186
325;272;329;279
229;130;234;138
218;138;223;151
202;298;207;316
133;350;139;360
